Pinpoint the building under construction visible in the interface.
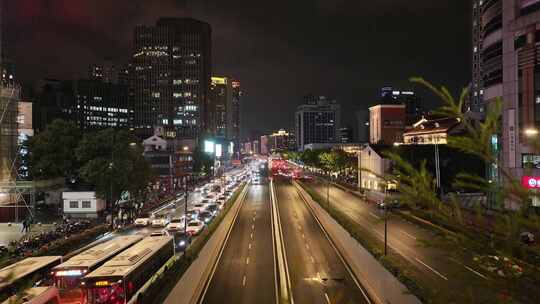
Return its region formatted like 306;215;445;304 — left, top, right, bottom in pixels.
0;82;20;206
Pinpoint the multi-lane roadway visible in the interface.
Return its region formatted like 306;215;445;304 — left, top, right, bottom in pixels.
200;176;371;304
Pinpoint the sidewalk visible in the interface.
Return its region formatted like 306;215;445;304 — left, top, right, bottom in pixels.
0;223;56;246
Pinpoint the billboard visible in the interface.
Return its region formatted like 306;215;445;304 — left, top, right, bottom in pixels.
216;144;223;157
522;176;540;189
204;140;215;153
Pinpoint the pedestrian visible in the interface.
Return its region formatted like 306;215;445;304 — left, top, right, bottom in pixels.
21;219;26;233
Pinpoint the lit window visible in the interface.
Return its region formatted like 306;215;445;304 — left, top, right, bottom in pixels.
152;92;160;98
162;119;169;125
173;119;183;125
173;92;182;98
173;79;182;85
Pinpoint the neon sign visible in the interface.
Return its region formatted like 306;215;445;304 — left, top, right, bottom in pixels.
522;176;540;189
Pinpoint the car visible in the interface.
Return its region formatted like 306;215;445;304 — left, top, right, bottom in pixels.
192;203;207;212
205;204;220;215
150;230;169;237
186;220;205;235
199;211;214;224
134;217;150;227
166;217;186;231
151;217;169;227
377;200;401;210
185;210;199;220
173;232;192;251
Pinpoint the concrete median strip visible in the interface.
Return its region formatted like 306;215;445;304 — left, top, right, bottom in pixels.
293;180;422;304
163;183;249;304
270;178;295;304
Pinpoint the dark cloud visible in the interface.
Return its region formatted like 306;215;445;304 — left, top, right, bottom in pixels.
5;0;471;139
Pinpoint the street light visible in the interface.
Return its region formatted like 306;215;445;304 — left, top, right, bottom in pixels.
525;128;539;137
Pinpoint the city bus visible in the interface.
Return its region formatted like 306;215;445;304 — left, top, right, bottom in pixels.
2;286;60;304
81;236;174;304
51;235;143;303
0;256;63;301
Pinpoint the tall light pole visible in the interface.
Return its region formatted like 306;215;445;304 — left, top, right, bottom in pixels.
109;131;115;230
184;176;188;235
434;136;441;198
384;184;388;256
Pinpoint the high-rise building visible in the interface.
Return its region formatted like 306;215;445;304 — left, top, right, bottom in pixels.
268;129;291;151
380;87;423;125
295;96;341;151
369;104;405;145
339;126;353;143
471;0;540;207
260;135;269;155
207;77;241;148
356;110;369;143
231;80;241;150
67;79;132;131
89;58;118;84
33;79;131;133
131;18;211;139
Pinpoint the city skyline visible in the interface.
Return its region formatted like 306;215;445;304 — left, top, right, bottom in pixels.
5;1;471;137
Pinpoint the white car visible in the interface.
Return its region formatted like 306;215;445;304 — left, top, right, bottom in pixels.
151;217;169;228
166;217;186;231
150;230;169;237
134;218;150;227
191;203;207;213
186;220;205;235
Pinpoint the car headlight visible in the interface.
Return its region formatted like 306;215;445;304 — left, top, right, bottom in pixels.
179;240;186;246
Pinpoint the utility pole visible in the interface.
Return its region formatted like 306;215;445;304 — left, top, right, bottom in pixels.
184;176;188;235
326;178;330;209
109;132;115;230
384;185;388;256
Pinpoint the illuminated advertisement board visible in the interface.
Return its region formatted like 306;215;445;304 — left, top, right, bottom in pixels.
216;144;222;157
204;140;215;153
522;176;540;189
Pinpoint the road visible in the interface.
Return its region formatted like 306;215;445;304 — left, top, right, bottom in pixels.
302;179;491;297
275;180;370;304
202;181;276;304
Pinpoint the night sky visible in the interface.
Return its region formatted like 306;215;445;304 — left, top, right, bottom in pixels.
5;0;471;140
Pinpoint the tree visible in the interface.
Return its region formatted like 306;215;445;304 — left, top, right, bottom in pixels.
192;145;213;176
28;119;81;179
76;129;152;202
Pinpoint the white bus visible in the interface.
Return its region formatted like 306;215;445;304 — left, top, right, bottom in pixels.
81;236;174;304
0;256;63;301
51;235;143;303
2;286;60;304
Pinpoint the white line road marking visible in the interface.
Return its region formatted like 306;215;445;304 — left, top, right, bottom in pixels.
302;233;305;238
464;265;488;280
305;244;310;250
317;272;321;280
248;243;252;250
415;258;448;281
324;292;331;304
311;256;315;263
246;257;250;264
450;258;488;280
242;275;247;287
401;230;417;240
250;233;253;239
252;224;255;230
369;212;380;220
